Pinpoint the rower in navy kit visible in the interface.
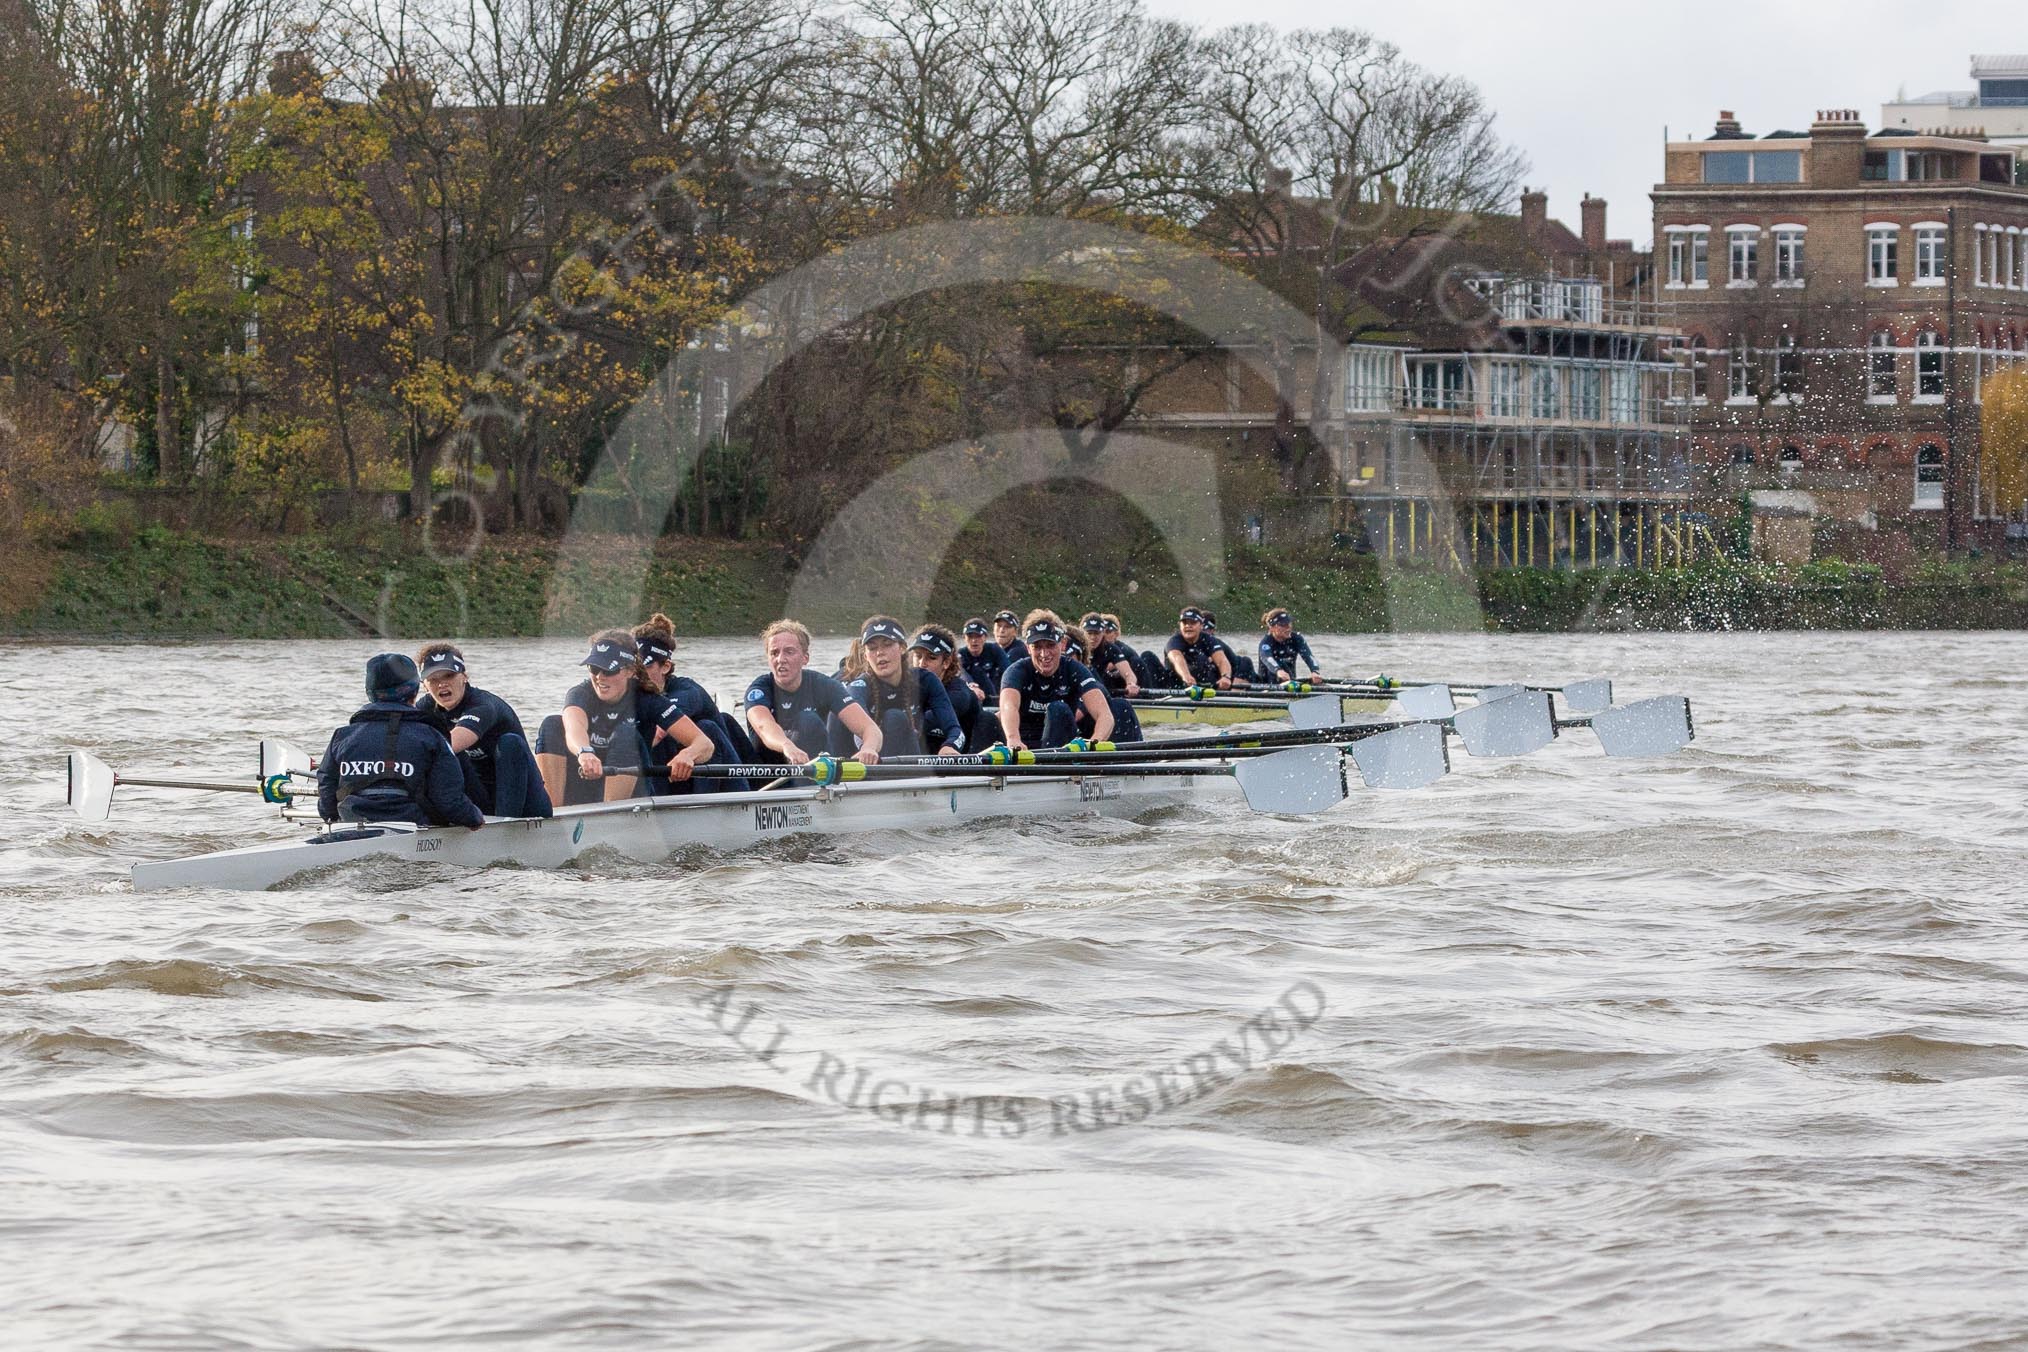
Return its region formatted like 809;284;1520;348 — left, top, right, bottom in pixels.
1163;606;1233;690
317;653;485;829
743;619;882;766
842;616;964;758
533;630;715;807
991;609;1029;664
1257;607;1324;682
628;616;740;796
414;643;552;818
911;625;1000;753
997;611;1114;750
634;614;754;770
1201;611;1256;683
958;619;1006;698
1078;612;1145;743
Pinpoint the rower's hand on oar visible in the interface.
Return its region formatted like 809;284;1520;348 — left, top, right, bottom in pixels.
575;750;604;780
665;757;695;782
854;748;880;766
1125;680;1141;697
1215;676;1233;691
936;745;961;758
780;743;812;766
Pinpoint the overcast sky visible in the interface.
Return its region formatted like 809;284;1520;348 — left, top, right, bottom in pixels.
1145;0;2015;250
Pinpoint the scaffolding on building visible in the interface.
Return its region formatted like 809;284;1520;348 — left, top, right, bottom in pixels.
1321;261;1715;570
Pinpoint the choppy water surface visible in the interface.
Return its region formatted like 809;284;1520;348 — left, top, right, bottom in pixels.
4;631;2027;1350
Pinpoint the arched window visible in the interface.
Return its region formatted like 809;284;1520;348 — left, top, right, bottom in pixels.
1914;446;1945;508
1729;444;1756;466
1915;330;1945;402
1779;445;1805;476
1868;330;1898;402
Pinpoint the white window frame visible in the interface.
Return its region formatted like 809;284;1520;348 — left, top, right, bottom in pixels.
1867;331;1898;403
1609;367;1641;423
1344;346;1400;412
1772;225;1806;287
1726;342;1755;404
2011;228;2024;290
1913;222;1947;287
1914;331;1946;403
1772;336;1804;405
1665;225;1710;289
1486;359;1522;418
1529;364;1558;419
1913;446;1945;509
1727;225;1759;287
1975;224;1989;287
1867;224;1900;287
1572;365;1603;420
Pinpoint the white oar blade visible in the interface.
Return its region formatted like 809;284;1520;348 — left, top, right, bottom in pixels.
1289;694;1345;732
1452;689;1555;757
260;739;314;778
1232;745;1347;815
1559;677;1614;716
1589;696;1695;758
1348;723;1449;790
1395;683;1456;720
68;752;116;823
1473;683;1525;706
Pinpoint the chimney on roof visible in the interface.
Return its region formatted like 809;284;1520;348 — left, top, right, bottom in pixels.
1810;109;1867;187
1714;110;1744;138
1520;188;1547;237
1581;195;1607;251
268;48;318;98
1265;166;1293;197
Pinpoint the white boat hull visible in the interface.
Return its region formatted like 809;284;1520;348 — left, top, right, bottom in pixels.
130;770;1212;892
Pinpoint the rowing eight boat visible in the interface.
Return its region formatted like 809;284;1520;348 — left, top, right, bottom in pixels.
127;765;1229;892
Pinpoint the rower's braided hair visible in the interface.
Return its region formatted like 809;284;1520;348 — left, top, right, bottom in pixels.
631;614;677;694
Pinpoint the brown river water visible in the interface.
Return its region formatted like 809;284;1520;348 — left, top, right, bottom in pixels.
3;631;2026;1350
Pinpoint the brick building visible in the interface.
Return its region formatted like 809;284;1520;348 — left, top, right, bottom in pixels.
1655;109;2028;561
1131;189;1698;568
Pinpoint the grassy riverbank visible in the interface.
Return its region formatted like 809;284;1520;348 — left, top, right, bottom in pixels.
5;527;2026;639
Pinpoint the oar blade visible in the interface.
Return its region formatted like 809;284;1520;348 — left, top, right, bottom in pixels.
68;752;116;823
1559;677;1614;716
1394;683;1456;719
1289;694;1345;731
1348;722;1449;790
1588;696;1695;758
1452;689;1555;757
1232;746;1347;815
260;739;314;778
1473;683;1526;706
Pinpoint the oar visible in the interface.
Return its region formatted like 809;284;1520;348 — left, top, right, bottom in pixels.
1108;690;1557;760
1556;696;1696;757
66;751;306;823
1316;676;1614;715
1140;684;1461;720
633;746;1355;815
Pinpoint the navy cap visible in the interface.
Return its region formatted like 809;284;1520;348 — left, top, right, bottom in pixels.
1102;618;1120;632
366;652;420;700
1081;616;1105;632
861;619;909;647
910;630;954;657
418;648;465;677
580;638;638;674
1267;610;1293;626
1024;618;1067;644
635;632;674;664
963;620;990;637
1179;607;1206;624
993;610;1019;625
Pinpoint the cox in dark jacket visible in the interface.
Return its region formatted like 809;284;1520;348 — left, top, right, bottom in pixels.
317;654;486;829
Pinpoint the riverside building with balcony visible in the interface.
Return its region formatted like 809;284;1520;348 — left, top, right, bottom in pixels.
1131;189;1699;568
1655;108;2028;562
